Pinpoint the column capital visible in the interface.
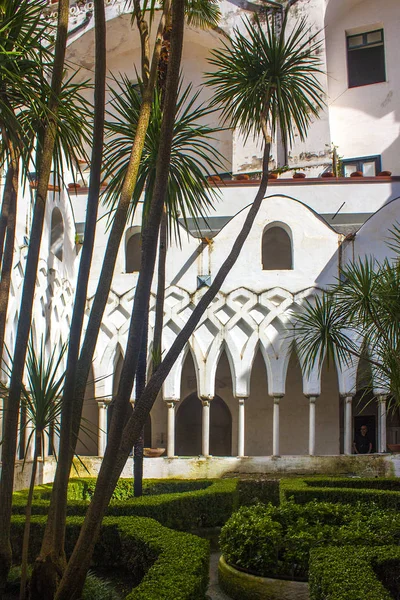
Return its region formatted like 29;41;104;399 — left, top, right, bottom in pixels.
97;401;108;409
377;394;389;402
273;395;283;403
340;394;354;401
236;397;247;405
164;398;179;405
201;399;211;407
305;394;319;402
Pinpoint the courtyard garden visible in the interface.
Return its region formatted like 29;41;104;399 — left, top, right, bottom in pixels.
3;475;400;599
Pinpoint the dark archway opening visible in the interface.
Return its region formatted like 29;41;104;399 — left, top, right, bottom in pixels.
176;393;232;456
262;226;292;270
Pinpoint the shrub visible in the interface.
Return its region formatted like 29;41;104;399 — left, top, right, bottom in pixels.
309;546;400;600
12;479;238;530
280;478;400;510
220;501;400;580
236;478;280;507
82;572;119;600
10;514;209;600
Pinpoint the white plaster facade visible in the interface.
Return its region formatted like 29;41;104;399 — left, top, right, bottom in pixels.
2;0;400;481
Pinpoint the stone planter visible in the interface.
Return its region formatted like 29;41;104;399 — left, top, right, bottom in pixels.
218;556;309;600
388;444;400;453
143;447;165;457
293;172;306;179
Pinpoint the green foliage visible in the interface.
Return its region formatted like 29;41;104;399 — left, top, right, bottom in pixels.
9;515;209;600
294;225;400;402
220;500;400;580
309;546;400;600
281;477;400;510
206;10;325;144
12;479;238;530
236;478;280;507
81;572;119;600
103;80;223;240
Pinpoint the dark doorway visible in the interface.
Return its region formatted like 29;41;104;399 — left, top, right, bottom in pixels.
176;393;202;456
176;393;232;456
354;415;376;453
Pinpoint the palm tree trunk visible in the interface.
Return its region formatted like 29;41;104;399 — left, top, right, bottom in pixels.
153;209;167;369
0;165;12;269
0;153;18;363
0;0;70;592
133;304;149;497
31;0;106;591
19;432;40;600
53;2;186;596
31;4;170;598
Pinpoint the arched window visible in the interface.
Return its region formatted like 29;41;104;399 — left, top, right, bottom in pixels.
262;225;293;270
125;232;141;273
50;208;64;261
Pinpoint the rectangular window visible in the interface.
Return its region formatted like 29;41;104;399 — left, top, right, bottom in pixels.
342;155;381;177
347;29;386;88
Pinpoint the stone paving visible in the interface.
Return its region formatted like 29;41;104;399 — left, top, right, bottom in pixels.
206;553;232;600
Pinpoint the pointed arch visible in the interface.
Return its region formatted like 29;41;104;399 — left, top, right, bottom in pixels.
50;207;64;261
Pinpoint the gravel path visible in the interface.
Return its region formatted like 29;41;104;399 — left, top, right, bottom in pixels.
206;553;232;600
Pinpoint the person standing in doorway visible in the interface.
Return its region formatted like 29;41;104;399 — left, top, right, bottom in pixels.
353;425;373;454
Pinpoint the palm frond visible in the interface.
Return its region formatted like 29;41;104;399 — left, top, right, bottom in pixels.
205;11;325;144
185;0;221;29
103;77;224;242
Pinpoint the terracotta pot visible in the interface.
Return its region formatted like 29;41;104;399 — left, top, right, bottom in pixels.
68;183;81;189
350;171;363;177
377;170;392;177
293;172;306;179
235;174;250;181
268;172;278;179
321;171;335;178
143;447;165;458
207;176;223;184
388;444;400;453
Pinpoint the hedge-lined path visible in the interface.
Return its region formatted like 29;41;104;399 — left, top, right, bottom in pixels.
207;553;232;600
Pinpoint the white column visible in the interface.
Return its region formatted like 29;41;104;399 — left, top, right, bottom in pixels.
237;398;246;457
308;396;317;456
378;395;387;453
25;420;35;461
344;395;353;455
98;402;108;458
202;400;210;457
167;401;176;458
42;428;49;458
272;396;281;457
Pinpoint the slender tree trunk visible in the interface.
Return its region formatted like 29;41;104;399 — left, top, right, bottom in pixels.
67;0;170;464
0;0;69;592
19;433;40;600
0;154;18;362
53;2;186;596
30;4;169;599
0;165;12;269
133;304;149;497
153;209;167;369
30;1;107;595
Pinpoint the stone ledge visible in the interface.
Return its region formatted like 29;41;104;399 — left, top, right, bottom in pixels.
218;555;309;600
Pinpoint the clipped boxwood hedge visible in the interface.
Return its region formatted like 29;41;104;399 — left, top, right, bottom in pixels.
12;479;238;531
220;500;400;580
10;514;209;600
236;478;280;507
309;546;400;600
280;478;400;510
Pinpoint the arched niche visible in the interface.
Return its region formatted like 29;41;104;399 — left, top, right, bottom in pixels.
76;365;99;456
175;393;232;456
50;207;64;261
262;224;293;270
125;228;141;273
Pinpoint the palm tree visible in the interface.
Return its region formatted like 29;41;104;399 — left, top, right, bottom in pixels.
294;225;400;404
54;6;325;599
0;0;71;590
18;341;66;600
102;80;224;494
